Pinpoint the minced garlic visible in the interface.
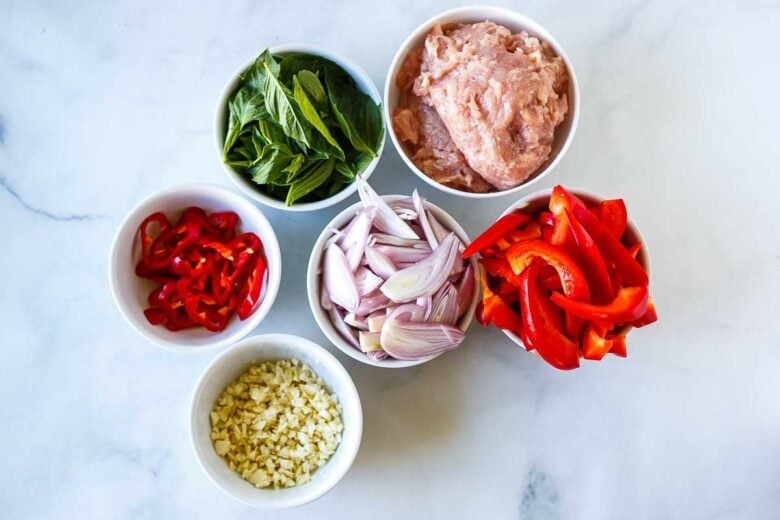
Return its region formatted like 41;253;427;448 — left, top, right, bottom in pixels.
209;358;343;489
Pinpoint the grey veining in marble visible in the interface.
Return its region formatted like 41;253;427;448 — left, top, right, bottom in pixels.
2;0;779;518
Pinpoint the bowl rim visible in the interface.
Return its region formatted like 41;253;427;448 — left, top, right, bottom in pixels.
214;43;386;212
108;182;282;353
188;333;363;509
383;5;580;199
306;194;480;368
495;186;652;348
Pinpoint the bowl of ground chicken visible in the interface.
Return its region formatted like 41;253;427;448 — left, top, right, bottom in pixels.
385;6;579;197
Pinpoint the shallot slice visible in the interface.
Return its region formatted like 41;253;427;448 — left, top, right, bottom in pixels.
356;291;393;316
355;266;383;296
413;190;438;250
329;307;359;349
374;244;432;264
427;209;450;244
345;313;368;330
357;177;418;239
371;233;430;249
323;243;360;313
359;331;382;352
365;246;397;279
340;209;374;272
367;311;387;332
429;282;459;325
380;304;465;360
380;233;459;303
456;263;475;319
367;349;391;361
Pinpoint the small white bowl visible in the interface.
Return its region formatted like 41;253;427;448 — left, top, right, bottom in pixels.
496;187;651;348
306;195;480;368
215;44;385;212
108;183;282;352
384;5;580;199
189;333;362;509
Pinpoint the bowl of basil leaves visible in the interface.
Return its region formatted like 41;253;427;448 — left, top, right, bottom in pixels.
215;44;385;211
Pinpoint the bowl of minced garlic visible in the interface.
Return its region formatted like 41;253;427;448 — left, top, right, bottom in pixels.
190;334;363;509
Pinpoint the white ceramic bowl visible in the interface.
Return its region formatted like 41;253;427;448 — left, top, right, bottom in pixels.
108;183;282;352
496;187;651;348
306;195;480;368
384;5;580;199
189;333;362;509
215;44;385;212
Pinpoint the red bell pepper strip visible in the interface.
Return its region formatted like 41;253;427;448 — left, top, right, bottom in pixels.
550;285;649;326
463;212;531;259
537;211;555;227
550;186;648;287
237;254;267;320
582;323;614;360
564;208;615;304
629;299;657;328
494;222;542;251
480;257;524;287
506;239;590;303
476;274;523;337
627;242;641;259
599;199;628;239
518;261;580;369
609;333;627;357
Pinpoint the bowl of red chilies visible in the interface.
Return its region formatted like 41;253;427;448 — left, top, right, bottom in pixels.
465;185;657;370
109;183;282;352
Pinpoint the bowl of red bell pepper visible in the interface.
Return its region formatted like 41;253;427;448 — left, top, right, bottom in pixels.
109;183;282;352
465;185;657;370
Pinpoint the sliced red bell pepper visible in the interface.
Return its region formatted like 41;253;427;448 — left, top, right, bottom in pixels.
506;239;590;302
550;285;649;326
480;257;524;287
582;323;614;360
518;261;580;369
476;274;523;337
550;185;648;287
564;208;615;304
494;222;542;251
627;242;642;259
237;254;267;320
463;212;531;259
538;265;563;292
537;211;555;227
599;199;627;239
609;333;627;357
629;299;657;328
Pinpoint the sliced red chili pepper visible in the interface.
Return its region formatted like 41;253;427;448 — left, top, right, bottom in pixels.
145;222;201;270
237;254;267;320
463;212;531;259
143;308;166;325
138;212;171;264
184;294;234;332
209;211;239;241
599;199;628;239
550;285;649;326
564;208;615;304
518;260;580;369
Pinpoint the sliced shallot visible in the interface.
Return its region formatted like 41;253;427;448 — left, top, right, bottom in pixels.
323;243;360;313
380;233;460;303
380;304;465;360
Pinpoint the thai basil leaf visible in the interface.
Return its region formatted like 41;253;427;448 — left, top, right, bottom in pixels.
279;53;333;83
249;143;296;185
334;160;355;180
293;76;343;157
285;158;335;206
324;67;384;157
262;58;311;147
296;69;327;105
223;87;266;157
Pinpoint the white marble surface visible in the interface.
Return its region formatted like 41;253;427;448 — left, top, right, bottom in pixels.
2;0;779;518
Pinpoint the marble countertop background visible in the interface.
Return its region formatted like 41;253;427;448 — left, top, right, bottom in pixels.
2;0;779;518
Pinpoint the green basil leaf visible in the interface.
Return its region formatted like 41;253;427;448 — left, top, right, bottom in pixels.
279;53;332;84
296;70;327;105
285;158;335;206
293;76;343;158
263;58;311;147
249;143;295;185
223;87;267;157
324;67;384;157
334;160;355;180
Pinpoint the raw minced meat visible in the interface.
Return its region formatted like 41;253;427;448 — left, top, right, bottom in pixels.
393;21;569;192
